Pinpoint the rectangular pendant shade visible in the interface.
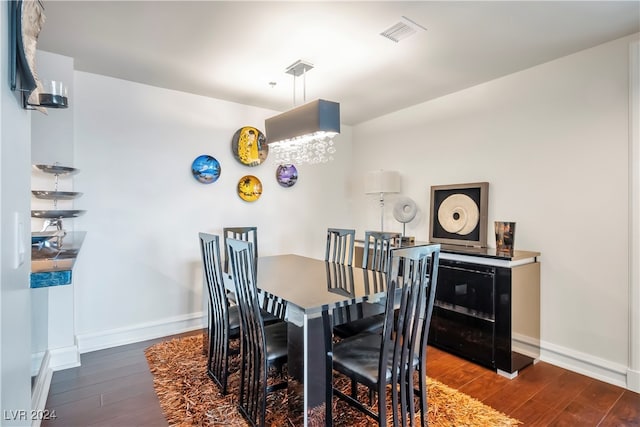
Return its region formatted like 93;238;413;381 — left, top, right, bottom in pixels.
265;99;340;144
365;170;401;194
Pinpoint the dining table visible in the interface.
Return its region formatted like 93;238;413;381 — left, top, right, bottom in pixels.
227;254;390;426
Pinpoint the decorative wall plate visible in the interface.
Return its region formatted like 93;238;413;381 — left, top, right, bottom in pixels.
231;126;268;167
276;164;298;187
32;191;83;200
191;155;221;184
34;164;78;175
31;210;86;219
429;182;489;247
237;175;262;202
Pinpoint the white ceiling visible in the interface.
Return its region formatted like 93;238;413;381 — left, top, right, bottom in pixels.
37;1;640;125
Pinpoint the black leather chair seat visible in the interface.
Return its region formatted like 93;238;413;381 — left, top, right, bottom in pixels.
333;313;384;338
333;333;389;386
333;332;419;387
264;321;288;362
261;309;284;325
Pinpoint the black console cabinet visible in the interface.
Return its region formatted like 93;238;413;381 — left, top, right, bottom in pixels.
429;261;497;368
354;242;540;377
428;249;540;377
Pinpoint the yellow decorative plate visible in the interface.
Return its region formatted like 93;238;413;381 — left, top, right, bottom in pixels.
237;175;262;202
231;126;268;167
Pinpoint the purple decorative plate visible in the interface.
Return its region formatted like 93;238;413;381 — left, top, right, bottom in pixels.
276;164;298;188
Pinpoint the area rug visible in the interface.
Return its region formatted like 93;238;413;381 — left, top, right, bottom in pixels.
145;334;520;426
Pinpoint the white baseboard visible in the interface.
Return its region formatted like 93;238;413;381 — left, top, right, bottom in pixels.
76;311;205;354
539;339;628;389
31;351;53;427
49;343;81;371
627;368;640;392
31;342;81;375
512;333;541;360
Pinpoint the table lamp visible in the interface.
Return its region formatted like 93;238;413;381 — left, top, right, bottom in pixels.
365;170;401;231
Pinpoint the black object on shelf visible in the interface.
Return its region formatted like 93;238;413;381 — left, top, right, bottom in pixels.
38;93;68;109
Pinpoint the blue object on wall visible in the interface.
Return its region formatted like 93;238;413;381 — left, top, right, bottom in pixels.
30;271;72;288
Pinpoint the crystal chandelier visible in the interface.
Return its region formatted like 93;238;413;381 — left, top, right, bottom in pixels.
265;60;340;165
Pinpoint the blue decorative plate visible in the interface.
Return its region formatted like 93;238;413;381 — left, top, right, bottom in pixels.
191;155;221;184
276;164;298;187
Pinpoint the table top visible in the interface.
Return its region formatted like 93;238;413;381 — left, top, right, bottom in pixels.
256;254;388;316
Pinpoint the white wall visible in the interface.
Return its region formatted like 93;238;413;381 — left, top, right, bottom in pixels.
1;2;34;424
352;34;638;387
71;72;353;350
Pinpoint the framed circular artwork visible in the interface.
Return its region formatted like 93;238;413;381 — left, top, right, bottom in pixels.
191;155;221;184
231;126;268;167
237;175;262;202
276;164;298;187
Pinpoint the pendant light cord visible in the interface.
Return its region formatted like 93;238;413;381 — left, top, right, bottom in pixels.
291;65;308;107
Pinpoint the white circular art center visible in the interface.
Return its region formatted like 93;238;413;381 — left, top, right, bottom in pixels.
437;194;479;235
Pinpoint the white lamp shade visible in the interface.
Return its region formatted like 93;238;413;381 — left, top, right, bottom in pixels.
365;170;401;194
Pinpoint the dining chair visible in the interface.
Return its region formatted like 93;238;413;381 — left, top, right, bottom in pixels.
325;261;359;327
226;237;288;427
332;230;401;339
326;243;440;427
198;232;240;395
362;230;402;272
325;228;356;266
223;226;285;324
325;228;359;326
223;226;258;272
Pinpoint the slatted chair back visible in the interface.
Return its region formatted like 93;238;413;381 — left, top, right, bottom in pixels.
260;291;287;321
199;232;236;394
332;230;396;339
380;244;441;426
223;226;258;272
326;261;357;325
227;238;285;427
325;228;356;266
362;268;387;295
326;262;355;297
362;230;401;272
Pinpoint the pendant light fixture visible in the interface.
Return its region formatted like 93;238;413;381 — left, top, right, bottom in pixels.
265;60;340;165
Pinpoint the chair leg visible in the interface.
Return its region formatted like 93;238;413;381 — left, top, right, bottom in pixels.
323;309;334;427
378;382;387;427
418;368;427;427
326;377;333;426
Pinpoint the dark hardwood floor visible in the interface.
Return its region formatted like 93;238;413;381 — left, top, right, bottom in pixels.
42;330;640;426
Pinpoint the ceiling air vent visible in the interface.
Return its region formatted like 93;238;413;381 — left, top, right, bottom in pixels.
380;16;427;43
